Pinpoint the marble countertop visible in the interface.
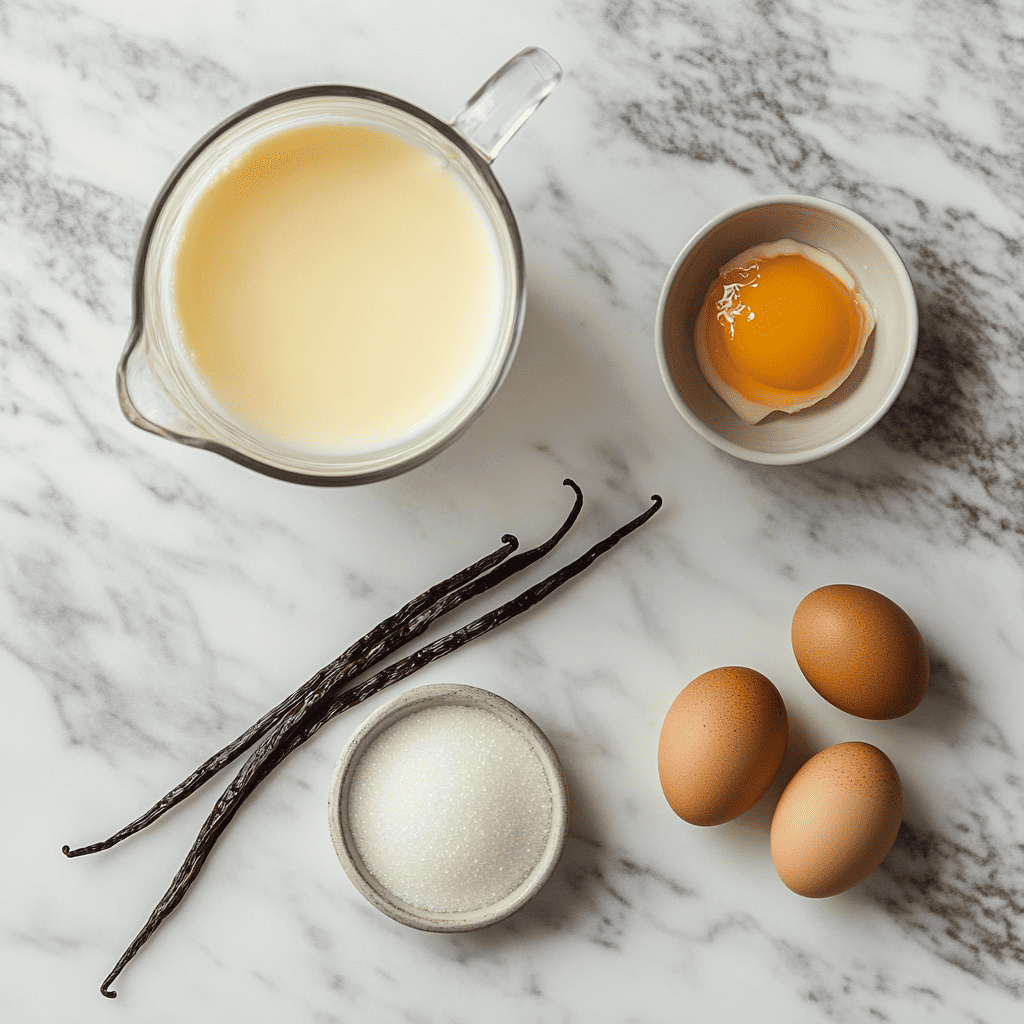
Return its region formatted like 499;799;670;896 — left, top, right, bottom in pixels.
3;0;1023;1020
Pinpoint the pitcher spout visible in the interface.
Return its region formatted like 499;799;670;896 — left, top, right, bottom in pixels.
116;324;209;445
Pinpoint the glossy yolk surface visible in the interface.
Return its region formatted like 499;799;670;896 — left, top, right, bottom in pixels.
704;253;862;398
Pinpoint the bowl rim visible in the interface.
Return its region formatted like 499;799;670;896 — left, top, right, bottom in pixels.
655;193;919;466
327;682;568;931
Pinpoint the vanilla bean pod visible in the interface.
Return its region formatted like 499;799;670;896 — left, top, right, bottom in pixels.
61;536;516;857
65;480;584;859
282;492;665;753
98;490;661;998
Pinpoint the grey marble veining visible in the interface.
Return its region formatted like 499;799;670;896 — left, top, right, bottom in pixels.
584;0;1024;555
2;0;1024;1021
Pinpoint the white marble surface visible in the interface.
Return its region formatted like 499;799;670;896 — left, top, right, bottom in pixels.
3;0;1023;1020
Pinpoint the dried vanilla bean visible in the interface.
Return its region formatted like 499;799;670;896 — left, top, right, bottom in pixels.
65;480;584;858
97;489;661;998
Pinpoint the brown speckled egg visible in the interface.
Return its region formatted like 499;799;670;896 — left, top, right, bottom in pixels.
770;741;903;898
658;666;789;826
792;584;929;719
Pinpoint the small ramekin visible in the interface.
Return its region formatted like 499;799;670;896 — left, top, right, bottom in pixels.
327;682;568;931
655;194;918;465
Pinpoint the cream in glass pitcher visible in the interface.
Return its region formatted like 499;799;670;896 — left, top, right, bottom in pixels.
174;123;503;452
118;48;561;484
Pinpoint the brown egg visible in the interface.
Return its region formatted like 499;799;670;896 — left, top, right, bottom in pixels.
770;741;903;898
658;666;789;826
792;584;929;719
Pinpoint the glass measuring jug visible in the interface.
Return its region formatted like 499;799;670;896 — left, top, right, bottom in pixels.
117;48;561;485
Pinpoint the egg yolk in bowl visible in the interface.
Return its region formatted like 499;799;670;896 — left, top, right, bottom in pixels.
694;239;876;424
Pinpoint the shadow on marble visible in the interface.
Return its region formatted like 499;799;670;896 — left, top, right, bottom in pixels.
429;287;655;499
879;272;1018;463
899;650;990;753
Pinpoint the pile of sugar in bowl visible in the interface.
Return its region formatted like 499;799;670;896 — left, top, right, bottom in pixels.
348;704;554;913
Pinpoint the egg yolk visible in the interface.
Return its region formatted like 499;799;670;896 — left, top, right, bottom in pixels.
703;253;863;398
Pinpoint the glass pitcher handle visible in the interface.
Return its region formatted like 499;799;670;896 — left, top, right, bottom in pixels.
452;47;561;162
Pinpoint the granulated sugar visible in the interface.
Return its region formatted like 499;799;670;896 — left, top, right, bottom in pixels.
348;704;553;913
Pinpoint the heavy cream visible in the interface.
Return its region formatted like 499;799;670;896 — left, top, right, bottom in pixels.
173;122;503;452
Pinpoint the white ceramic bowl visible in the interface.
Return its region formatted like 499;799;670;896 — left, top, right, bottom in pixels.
327;683;568;931
655;195;918;465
